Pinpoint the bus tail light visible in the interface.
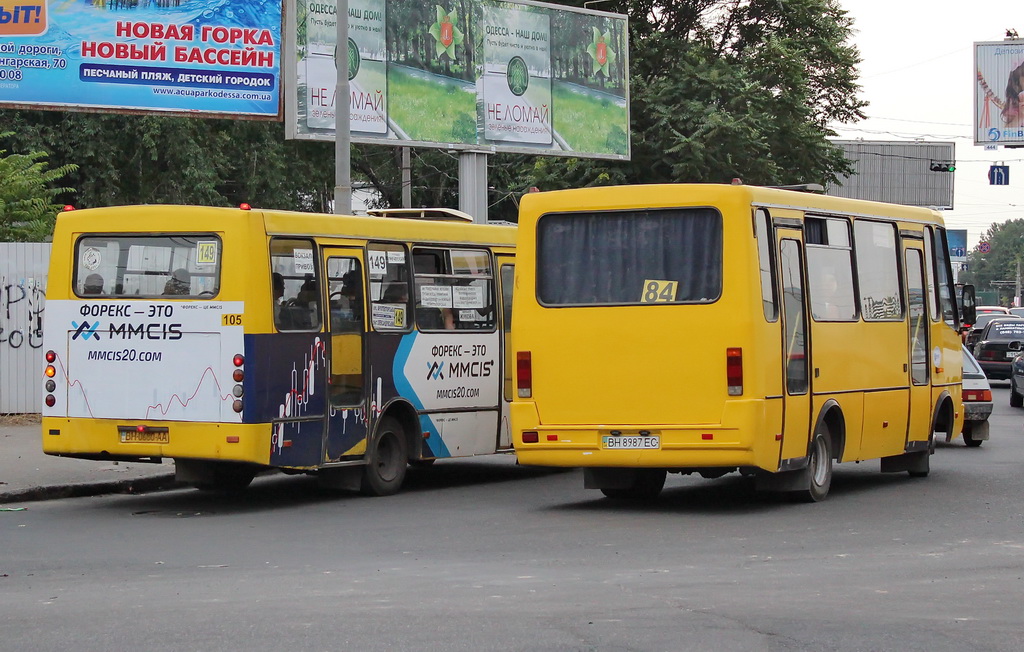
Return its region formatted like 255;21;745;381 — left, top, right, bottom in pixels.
963;388;992;402
521;431;539;443
516;351;532;398
726;347;743;396
232;353;244;413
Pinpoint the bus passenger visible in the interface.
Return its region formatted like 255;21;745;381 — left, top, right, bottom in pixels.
83;273;105;295
163;268;190;295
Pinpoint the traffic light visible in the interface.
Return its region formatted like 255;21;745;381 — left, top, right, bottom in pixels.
930;161;956;172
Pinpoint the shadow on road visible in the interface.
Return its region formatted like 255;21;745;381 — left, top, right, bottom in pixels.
93;457;573;516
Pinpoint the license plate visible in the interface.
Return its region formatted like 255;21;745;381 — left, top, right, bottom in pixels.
602;435;660;450
119;429;169;444
1007;352;1018;359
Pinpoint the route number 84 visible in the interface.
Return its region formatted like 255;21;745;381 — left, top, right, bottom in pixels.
641;279;678;303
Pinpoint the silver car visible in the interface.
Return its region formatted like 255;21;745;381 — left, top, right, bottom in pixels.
960;345;992;447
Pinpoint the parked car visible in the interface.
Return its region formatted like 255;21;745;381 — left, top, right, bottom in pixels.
1010;307;1024;318
966;313;1022;348
960;345;992;447
973;317;1024;380
1010;353;1024;407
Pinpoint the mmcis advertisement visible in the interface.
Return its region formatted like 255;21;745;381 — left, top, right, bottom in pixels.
975;40;1024;146
0;0;281;117
286;0;630;160
42;300;245;422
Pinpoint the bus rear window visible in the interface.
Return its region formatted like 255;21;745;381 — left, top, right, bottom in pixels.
74;235;221;299
536;208;722;305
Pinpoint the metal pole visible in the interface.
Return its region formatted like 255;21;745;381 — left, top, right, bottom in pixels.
334;0;351;214
401;147;412;208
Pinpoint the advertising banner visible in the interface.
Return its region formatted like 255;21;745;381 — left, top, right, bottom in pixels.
286;0;630;160
975;40;1024;146
0;0;281;118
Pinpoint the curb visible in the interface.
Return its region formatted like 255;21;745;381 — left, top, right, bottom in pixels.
0;474;181;505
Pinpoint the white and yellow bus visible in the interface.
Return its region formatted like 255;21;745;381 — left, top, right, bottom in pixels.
42;205;516;495
511;183;967;502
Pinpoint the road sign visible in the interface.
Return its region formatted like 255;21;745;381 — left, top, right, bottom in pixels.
989;165;1010;185
979;241;992;253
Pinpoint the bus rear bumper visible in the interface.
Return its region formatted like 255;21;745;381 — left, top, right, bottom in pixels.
41;418;272;466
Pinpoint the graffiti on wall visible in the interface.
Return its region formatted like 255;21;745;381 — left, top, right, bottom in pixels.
1;276;46;350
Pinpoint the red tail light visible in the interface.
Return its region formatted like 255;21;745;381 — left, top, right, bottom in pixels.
977;350;1001;361
726;347;743;396
521;431;539;443
516;351;532;398
45;350;56;363
963;389;992;402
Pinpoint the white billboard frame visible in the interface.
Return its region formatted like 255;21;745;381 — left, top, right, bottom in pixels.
974;39;1024;147
283;0;631;161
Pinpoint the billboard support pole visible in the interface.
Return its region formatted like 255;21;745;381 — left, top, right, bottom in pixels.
334;0;352;214
402;147;412;208
459;151;489;224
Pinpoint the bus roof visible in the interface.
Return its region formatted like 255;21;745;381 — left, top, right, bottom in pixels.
54;205;518;247
518;183;946;227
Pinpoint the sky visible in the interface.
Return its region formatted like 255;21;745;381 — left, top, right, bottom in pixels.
832;2;1024;249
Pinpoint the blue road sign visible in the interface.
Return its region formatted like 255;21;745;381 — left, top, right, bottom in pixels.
989;165;1010;185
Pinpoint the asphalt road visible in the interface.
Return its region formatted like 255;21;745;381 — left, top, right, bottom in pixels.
3;389;1023;652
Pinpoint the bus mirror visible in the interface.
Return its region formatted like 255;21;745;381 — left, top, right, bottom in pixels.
959;284;976;328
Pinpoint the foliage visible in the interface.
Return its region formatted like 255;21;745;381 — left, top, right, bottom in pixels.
0;132;77;242
525;0;866;192
0;0;865;223
958;219;1024;303
0;112;337;212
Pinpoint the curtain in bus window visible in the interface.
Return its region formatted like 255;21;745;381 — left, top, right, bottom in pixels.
536;209;723;305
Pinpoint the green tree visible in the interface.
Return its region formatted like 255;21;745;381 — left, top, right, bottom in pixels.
0;112;337;212
527;0;865;193
0;132;76;242
959;219;1024;304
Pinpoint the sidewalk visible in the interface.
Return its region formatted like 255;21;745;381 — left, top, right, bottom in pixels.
0;416;178;505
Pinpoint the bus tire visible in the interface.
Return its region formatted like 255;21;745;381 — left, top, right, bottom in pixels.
360;416;408;496
795;430;833;503
599;469;666;501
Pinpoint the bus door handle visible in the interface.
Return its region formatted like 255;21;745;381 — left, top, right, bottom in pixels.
903;363;908;372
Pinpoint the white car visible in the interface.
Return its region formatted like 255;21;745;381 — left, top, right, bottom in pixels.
959;345;992;447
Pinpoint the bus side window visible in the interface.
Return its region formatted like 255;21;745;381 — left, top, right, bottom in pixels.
270;238;322;332
413;247;495;332
368;243;410;331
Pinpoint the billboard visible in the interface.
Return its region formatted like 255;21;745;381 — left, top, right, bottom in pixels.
0;0;281;118
975;40;1024;146
827;140;955;210
285;0;630;160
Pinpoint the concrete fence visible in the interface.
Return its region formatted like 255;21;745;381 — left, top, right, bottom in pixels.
1;243;50;413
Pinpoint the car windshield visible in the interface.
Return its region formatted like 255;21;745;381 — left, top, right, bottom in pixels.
986;320;1024;339
975;314;1020;330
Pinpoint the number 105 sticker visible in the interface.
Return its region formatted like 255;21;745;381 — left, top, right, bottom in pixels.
641;279;678;303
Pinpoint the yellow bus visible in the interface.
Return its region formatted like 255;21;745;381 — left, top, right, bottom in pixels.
42;204;516;495
511;183;967;502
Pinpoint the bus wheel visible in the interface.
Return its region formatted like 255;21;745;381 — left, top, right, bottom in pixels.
360;417;408;496
796;430;833;503
599;469;666;501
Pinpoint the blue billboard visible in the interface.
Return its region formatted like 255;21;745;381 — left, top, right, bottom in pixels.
0;0;281;118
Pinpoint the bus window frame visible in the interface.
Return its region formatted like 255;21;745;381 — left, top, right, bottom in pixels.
270;236;323;332
412;245;498;333
367;241;413;333
73;233;223;300
534;207;725;308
